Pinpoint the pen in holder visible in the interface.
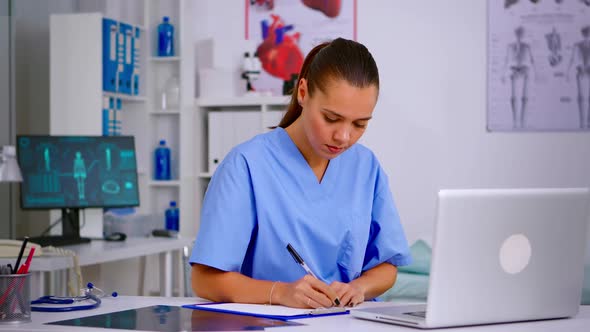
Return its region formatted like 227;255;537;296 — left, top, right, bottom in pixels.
0;273;31;324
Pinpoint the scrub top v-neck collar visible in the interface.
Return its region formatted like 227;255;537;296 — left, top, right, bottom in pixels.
274;127;341;201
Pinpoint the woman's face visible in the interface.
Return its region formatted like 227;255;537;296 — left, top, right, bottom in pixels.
297;77;378;160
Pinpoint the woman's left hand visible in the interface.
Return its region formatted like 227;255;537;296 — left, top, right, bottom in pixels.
329;281;364;307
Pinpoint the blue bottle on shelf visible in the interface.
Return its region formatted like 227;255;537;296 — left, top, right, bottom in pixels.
157;16;174;57
165;201;179;232
154;140;171;180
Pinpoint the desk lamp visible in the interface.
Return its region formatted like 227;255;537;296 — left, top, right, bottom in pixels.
0;145;23;182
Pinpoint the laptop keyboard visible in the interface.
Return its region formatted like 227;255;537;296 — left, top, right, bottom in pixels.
404;311;426;318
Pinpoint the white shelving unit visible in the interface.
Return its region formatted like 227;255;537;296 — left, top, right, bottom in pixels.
103;92;147;102
148;180;182;187
139;0;196;239
192;95;290;231
47;0;195;298
49;0;196;239
49;12;148;236
150;56;181;62
197;96;290;108
149;110;181;115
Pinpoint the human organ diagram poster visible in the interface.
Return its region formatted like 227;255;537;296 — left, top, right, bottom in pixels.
247;0;356;96
488;0;590;131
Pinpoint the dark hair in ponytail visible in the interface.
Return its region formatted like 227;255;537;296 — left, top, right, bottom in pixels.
278;38;380;128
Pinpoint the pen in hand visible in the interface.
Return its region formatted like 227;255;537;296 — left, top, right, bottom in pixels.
286;243;318;279
286;243;341;306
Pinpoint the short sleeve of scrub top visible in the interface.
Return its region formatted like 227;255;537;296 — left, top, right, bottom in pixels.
190;128;412;283
190;149;257;273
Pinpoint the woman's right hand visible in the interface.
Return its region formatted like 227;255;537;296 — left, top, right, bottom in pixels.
273;275;340;308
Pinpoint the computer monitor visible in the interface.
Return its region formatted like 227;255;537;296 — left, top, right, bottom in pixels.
16;135;140;246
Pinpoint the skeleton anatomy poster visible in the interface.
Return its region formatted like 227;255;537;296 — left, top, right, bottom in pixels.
488;0;590;131
246;0;356;96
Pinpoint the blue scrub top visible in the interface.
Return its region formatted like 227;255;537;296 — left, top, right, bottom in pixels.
190;128;412;284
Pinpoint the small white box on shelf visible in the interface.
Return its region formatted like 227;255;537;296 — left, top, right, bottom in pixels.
197;68;244;98
104;211;163;237
196;38;256;70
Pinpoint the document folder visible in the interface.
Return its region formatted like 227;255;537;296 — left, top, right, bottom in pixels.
182;302;349;320
119;22;134;95
102;18;118;93
116;21;126;93
132;27;141;95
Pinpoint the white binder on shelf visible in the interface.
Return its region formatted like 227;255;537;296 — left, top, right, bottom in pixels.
208;111;262;174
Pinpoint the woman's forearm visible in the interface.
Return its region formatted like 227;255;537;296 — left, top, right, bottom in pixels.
349;262;398;300
192;262;398;305
192;264;278;304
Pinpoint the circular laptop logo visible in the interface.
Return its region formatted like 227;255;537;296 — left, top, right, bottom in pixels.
499;234;531;274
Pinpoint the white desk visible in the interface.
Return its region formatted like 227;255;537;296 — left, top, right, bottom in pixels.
2;296;589;332
0;237;193;298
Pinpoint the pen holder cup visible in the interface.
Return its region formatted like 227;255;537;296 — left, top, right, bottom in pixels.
0;273;31;324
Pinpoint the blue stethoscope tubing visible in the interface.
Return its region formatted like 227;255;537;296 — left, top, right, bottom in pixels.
30;283;117;312
31;293;102;312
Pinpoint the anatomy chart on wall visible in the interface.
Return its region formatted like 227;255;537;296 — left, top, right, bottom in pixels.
247;0;356;96
488;0;590;131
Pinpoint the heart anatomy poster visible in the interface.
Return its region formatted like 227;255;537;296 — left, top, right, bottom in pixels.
246;0;356;96
488;0;590;131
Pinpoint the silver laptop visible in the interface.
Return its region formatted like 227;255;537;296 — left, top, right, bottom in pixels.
352;188;590;329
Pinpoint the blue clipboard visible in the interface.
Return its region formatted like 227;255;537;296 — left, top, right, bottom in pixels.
182;302;349;321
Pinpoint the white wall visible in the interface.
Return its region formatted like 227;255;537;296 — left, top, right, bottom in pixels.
360;0;590;244
366;1;590;275
0;0;13;238
192;0;590;247
75;0;144;27
13;0;79;237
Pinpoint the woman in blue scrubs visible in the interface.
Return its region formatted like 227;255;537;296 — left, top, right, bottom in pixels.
190;38;412;308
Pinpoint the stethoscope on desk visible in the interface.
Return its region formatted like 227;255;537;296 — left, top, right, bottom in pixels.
31;282;118;312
